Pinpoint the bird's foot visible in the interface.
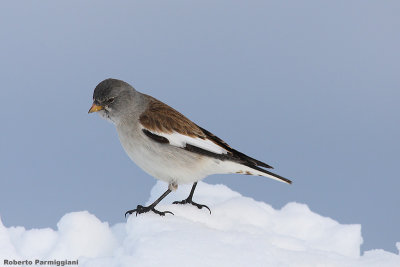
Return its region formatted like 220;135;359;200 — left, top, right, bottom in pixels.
172;199;211;214
125;205;174;218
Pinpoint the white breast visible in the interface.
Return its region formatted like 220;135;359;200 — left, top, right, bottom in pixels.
116;123;221;185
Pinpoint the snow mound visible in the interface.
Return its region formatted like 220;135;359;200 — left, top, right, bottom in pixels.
0;181;399;267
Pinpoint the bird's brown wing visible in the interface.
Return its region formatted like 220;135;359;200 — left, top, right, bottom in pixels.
139;95;206;139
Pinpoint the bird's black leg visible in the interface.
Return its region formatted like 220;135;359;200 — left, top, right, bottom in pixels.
125;188;174;217
173;182;211;214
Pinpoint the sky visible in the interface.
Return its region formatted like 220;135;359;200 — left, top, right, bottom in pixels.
0;0;399;253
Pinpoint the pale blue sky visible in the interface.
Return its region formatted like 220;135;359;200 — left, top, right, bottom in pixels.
0;1;399;252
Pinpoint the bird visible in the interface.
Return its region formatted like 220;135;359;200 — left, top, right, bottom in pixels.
88;78;292;217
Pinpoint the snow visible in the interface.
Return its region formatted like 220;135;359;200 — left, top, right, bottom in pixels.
0;181;399;267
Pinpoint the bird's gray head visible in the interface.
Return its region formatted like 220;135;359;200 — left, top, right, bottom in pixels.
88;78;136;123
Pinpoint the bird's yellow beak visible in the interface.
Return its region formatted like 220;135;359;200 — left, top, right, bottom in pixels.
88;103;104;113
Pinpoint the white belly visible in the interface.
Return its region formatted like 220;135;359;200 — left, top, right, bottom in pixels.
116;123;220;185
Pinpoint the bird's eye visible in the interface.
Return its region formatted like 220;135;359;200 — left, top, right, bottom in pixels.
105;97;115;105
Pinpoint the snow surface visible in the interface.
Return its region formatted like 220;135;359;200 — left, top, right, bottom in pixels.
1;181;399;267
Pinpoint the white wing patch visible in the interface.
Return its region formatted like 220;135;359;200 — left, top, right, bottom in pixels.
142;127;228;155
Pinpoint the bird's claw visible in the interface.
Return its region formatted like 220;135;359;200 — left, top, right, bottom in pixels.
173;199;211;214
125;205;174;218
